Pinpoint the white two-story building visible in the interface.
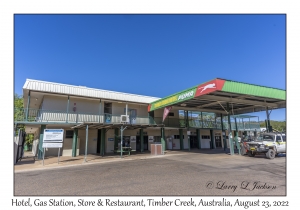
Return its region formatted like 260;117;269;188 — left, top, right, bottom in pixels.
15;78;286;158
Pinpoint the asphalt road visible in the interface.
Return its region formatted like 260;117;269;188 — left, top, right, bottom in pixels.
14;150;286;196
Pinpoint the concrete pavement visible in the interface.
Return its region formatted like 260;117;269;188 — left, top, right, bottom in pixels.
14;149;286;196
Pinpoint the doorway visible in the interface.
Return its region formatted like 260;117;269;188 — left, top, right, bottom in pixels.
215;135;222;148
190;136;198;148
136;135;148;151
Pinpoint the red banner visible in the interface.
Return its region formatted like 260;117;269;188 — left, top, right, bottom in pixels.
162;106;172;122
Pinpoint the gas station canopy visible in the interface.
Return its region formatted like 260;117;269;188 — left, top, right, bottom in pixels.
148;78;286;115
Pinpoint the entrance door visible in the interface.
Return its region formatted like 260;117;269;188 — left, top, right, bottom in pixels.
190;136;198;148
144;136;148;151
136;136;148;151
215;135;222;148
136;136;141;151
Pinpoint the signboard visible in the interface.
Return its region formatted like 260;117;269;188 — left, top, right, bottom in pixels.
148;79;226;111
187;131;191;136
149;88;196;111
148;136;154;142
108;138;114;141
42;129;64;166
195;79;225;97
43;143;63;148
43;129;64;142
130;136;136;142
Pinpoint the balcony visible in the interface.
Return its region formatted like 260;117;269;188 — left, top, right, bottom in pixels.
14;108;261;131
14;108;153;125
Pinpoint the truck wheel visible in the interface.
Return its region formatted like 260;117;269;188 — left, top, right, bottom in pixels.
266;149;275;159
247;151;255;157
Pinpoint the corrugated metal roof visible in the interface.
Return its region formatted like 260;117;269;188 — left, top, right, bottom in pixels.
23;79;160;104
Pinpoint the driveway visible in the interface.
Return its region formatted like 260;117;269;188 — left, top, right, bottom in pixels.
14;149;286;196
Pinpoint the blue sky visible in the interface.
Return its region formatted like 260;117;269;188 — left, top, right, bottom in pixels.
14;14;286;121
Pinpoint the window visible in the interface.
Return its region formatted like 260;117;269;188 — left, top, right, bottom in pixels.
154;136;161;142
201;135;210;139
263;135;274;141
104;102;112;114
66;130;74;138
168;112;174;116
276;136;282;141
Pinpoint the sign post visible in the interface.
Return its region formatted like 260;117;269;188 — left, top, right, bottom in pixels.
42;129;64;166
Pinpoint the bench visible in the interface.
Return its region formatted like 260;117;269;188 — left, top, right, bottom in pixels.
111;148;136;155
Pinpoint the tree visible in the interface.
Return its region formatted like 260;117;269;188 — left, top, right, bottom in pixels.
25;133;34;145
260;120;286;132
14;93;25;134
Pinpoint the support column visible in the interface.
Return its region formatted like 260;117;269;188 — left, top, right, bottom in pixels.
84;125;89;162
25;91;31;121
37;124;46;159
161;127;165;151
98;99;102;123
101;128;105;156
66;96;70;123
227;103;234;155
234;118;238;138
140;129;144;152
179;129;184;150
72;128;78;157
266;107;272;132
221;114;227;150
210;129;215;149
185;111;189;128
114;128;119;150
196;129;201;149
234;117;241;155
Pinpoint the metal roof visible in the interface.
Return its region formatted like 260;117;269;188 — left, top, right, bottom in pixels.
148;78;286;115
23;79;160;104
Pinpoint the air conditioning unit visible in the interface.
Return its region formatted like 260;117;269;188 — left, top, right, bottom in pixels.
120;115;129;123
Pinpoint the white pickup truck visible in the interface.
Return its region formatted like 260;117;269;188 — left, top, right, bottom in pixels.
245;132;286;159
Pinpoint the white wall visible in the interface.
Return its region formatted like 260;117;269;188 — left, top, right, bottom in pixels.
43;95;100;113
62;138;80;156
112;103;148;117
106;129;115;153
78;129;98;155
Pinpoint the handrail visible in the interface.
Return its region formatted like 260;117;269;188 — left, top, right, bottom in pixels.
14;108;261;130
14;108;154;124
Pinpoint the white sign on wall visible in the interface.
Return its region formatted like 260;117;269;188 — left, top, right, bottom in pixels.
130;136;136;142
148;136;154;142
43;129;64;142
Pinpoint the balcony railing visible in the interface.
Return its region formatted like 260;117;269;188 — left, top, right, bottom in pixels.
14;108;261;130
155;117;260;130
15;108;153;125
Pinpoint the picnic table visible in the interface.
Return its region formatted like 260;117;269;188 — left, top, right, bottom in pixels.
111;147;136;155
